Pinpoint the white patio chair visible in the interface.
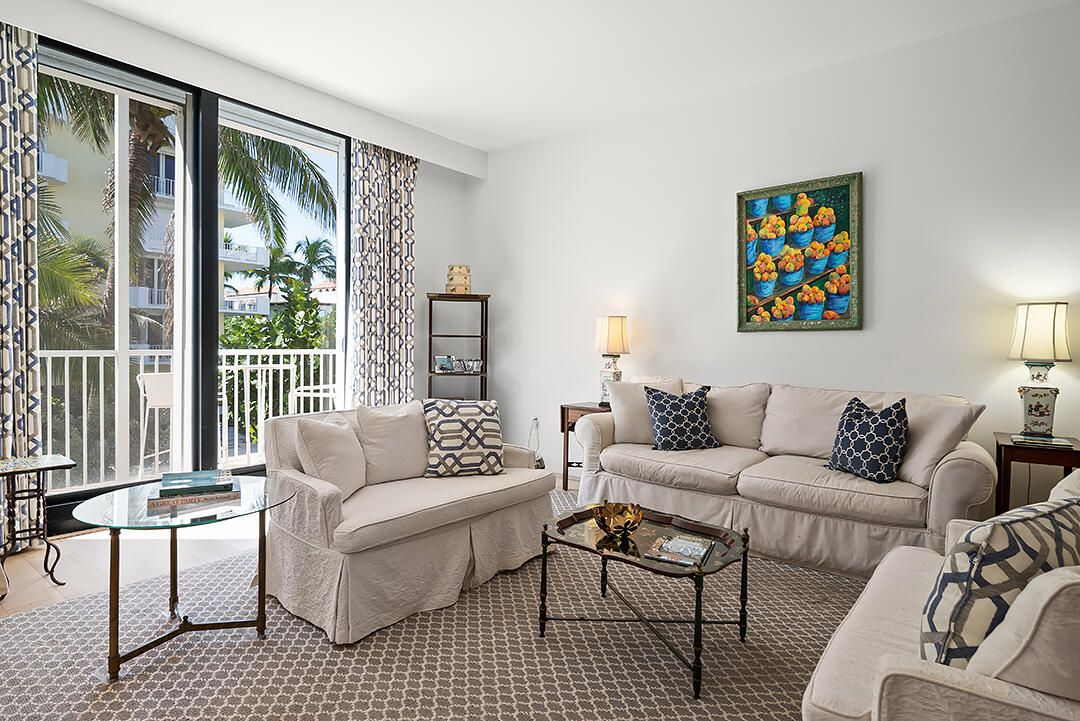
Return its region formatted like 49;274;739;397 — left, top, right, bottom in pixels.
137;372;173;479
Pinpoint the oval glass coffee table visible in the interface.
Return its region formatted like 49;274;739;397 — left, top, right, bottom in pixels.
540;505;749;699
73;476;294;680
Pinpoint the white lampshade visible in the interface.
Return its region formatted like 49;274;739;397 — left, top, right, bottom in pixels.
596;315;631;355
1008;302;1072;362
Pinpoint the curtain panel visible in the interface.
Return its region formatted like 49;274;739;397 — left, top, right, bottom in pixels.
349;141;418;407
0;24;42;574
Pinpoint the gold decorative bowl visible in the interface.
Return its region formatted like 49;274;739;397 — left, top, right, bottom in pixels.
591;501;643;538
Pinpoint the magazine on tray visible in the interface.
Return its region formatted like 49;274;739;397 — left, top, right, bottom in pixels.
644;534;714;566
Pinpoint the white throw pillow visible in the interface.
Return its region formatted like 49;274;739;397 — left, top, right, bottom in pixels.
607;379;683;445
967;566;1080;702
884;395;985;489
355;400;429;484
295;417;367;499
706;383;771;449
759;384;886;459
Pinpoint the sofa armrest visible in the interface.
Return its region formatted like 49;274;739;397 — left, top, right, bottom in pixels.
873;654;1080;721
927;441;997;536
504;443;536;469
268;469;343;549
945;518;980;551
575;412;616;473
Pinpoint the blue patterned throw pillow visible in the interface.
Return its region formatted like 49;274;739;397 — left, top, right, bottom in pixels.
826;397;908;483
920;498;1080;668
645;385;721;452
423;399;504;477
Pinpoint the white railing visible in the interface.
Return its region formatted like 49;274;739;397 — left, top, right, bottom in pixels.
221;294;270;315
153;175;175;197
219;242;270;266
38;347;341;491
129;286;168;308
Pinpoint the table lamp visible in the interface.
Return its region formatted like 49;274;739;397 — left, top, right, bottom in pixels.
597;315;630;406
1008;302;1071;436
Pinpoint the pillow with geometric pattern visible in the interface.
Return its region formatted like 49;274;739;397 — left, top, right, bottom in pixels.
422;399;504;477
826;397;908;483
920;498;1080;669
644;385;721;452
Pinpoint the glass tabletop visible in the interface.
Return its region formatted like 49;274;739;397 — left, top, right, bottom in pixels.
0;454;76;476
546;506;745;577
72;475;294;530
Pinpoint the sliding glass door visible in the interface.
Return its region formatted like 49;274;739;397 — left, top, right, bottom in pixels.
37;52;193;490
216;101;346;468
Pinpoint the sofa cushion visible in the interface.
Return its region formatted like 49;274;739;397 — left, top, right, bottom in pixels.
920;498;1080;669
608;379;684;445
705;383;771;449
422;399;504;477
884;394;984;489
826;397;909;483
355;401;429;484
333;468;555;553
599;443;767;495
802;546;943;721
737;455;928;527
967;565;1080;702
295;417;367;499
645;385;719;451
760;385;886;459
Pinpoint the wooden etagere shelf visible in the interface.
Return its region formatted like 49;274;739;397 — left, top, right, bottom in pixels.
427;293;489;400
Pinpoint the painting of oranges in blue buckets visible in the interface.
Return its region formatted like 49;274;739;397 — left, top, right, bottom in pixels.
738;173;862;331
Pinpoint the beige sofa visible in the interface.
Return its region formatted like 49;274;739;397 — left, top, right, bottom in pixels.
803;512;1080;721
576;382;996;577
263;407;555;644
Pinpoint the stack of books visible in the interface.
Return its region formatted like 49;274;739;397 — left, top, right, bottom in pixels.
147;471;240;514
644;534;715;567
1011;434;1073;448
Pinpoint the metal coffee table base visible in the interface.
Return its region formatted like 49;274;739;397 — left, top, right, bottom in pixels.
539;529;749;699
102;509;268;681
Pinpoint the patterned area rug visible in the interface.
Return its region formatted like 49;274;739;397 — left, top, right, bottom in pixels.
0;491;864;721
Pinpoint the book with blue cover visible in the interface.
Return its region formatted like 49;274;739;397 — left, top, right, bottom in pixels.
158;471;235;497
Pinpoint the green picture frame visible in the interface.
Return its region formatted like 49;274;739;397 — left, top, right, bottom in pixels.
737;172;862;332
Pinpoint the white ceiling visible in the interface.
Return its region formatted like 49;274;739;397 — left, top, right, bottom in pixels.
81;0;1066;152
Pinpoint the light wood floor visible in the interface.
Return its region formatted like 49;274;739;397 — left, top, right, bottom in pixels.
0;514;259;618
1;473;578;618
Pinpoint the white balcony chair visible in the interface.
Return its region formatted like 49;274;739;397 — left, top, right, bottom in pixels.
137;372;173;479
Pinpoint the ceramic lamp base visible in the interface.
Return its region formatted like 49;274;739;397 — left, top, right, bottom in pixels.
600;354;622;405
1019;385;1059;437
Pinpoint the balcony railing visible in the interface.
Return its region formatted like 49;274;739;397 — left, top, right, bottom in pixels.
129;286;168;309
221;294;270;315
152;175;175;197
37;152;69;183
39;347;342;492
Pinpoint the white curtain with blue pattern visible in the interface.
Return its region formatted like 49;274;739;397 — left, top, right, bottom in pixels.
0;23;41;595
349;141;418;407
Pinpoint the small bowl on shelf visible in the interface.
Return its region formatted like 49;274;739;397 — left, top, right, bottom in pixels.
591;500;644;538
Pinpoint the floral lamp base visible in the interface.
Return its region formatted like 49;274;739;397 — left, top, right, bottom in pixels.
599;354;622;406
1019;385;1059;437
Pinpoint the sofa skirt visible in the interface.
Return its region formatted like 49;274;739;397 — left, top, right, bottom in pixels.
579;472;941;578
267;494;551;644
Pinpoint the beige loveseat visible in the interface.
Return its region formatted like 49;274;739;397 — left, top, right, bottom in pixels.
264;407;555;644
803;510;1080;721
576;382;996;577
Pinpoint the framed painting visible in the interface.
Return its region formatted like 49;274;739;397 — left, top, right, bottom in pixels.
737;172;862;331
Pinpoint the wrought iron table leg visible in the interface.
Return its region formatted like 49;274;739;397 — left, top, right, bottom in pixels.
256;509;266;638
169;528;179;617
693;570;704;699
739;528;749;643
539;527;549;637
600;556;608;597
108;528;121;681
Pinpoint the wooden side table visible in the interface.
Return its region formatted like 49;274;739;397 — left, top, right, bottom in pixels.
560;403;611;491
993;432;1080;514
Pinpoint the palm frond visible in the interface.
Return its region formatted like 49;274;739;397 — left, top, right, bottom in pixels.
247;135;337;231
38;178;70;243
219;127;288;247
37;234;105;309
37;73;113;153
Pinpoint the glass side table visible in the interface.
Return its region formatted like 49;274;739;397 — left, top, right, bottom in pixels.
72;475;294;680
0;454;76;601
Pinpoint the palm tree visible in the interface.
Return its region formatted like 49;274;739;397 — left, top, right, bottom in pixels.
293;236;336;289
245;245;300;301
37;73;337;334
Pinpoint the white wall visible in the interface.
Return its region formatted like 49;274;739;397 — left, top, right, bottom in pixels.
464;3;1080;505
5;0;486;177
